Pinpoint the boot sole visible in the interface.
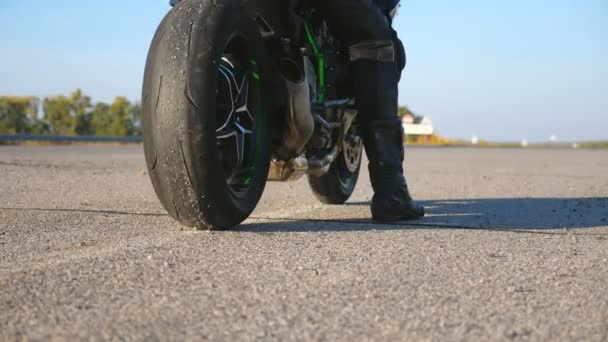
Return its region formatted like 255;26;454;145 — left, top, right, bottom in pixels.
371;207;425;223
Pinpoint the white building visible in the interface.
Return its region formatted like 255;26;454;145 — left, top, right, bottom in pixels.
402;115;434;136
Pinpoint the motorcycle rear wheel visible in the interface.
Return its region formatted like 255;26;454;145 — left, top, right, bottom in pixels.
308;126;363;204
142;0;270;229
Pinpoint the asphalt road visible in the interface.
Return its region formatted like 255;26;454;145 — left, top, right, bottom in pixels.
1;145;607;341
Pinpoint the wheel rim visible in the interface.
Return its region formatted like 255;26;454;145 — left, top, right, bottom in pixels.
215;37;260;197
337;127;363;189
343;132;363;173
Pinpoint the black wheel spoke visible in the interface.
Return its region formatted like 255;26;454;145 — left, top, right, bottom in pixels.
216;56;256;188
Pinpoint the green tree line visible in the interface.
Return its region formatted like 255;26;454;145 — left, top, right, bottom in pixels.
2;89;421;137
0;89;141;136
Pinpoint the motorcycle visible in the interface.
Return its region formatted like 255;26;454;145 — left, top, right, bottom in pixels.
142;0;367;229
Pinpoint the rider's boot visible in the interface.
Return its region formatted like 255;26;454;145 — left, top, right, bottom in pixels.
327;4;423;222
364;119;424;222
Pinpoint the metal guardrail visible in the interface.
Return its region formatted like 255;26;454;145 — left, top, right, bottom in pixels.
0;134;142;143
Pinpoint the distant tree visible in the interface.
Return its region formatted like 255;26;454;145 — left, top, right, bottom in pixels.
398;105;413;118
0;96;41;134
110;96;133;137
0;97;25;134
2;90;141;137
130;102;142;136
71;89;92;135
90;97;135;136
43;89;94;135
89;102;111;136
43;95;75;135
108;97;132;136
398;105;424;123
28;120;50;135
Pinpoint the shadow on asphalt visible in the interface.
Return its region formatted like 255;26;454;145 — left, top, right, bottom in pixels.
0;207;169;217
3;197;607;233
241;197;608;233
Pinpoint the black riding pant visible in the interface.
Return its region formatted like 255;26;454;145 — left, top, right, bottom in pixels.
315;0;405;126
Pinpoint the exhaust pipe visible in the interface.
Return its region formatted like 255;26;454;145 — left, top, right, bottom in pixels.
275;58;314;160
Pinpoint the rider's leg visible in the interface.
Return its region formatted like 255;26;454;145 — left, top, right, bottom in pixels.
317;0;423;221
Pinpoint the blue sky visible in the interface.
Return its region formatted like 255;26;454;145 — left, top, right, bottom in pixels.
1;0;606;141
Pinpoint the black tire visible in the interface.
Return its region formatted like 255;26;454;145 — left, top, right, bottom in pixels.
142;0;271;229
308;130;363;204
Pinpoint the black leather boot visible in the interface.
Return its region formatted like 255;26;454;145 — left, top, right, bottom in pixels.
364;119;424;222
332;10;421;222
